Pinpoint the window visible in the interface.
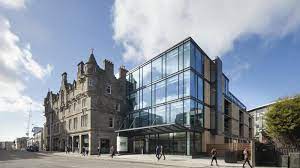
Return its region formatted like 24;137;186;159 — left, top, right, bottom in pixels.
183;71;191;96
132;69;140;90
129;91;139;110
155;105;166;124
166;48;178;75
195;48;203;74
88;79;93;86
73;117;78;130
69;119;72;130
142;86;151;108
142;63;151;86
169;101;183;124
152;57;162;82
179;45;184;70
106;84;111;94
73;103;76;111
166;75;178;101
109;117;114;128
82;98;86;108
115;103;120;112
197;77;204;101
154;80;166;105
183;42;190;68
81;115;88;127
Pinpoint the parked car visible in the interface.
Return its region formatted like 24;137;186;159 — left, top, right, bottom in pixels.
26;146;39;152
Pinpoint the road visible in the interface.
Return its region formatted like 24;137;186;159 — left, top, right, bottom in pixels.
0;150;174;168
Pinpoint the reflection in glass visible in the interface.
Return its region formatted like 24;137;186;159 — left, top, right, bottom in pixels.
196;103;204;127
129;91;139;110
155;80;166;104
132;69;140;90
155;105;166;124
142;63;151;86
190;71;197;98
166;48;178;75
184;99;190;126
166;75;178;101
183;71;190;97
140;109;149;127
142;86;151;108
152;57;162;82
169;101;183;124
197;77;203;101
179;73;183;98
195;48;203;74
184;42;190;68
179;45;184;71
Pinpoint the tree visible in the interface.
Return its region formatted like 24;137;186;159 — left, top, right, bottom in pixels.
265;95;300;148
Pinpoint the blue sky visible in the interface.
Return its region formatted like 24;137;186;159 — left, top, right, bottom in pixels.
0;0;300;141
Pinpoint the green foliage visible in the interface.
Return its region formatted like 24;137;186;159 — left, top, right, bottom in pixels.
265;95;300;148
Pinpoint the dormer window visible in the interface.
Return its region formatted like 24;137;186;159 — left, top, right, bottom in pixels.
106;84;111;94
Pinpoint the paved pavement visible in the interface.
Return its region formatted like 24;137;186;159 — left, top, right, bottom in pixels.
0;150;275;168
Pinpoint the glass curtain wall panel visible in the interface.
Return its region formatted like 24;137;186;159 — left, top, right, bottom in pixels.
166;75;179;101
166;48;178;75
152;57;163;82
142;63;151;86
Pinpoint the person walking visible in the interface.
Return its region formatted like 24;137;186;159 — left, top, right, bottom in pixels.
210;148;218;166
82;147;86;156
97;145;101;157
110;146;115;158
160;145;166;160
243;148;252;168
155;145;161;161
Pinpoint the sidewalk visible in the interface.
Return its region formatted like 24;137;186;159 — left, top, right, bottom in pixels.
49;152;250;167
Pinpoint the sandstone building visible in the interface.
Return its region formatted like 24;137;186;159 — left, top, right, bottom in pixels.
44;52;127;154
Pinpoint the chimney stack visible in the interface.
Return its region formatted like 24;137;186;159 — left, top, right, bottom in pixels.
119;65;128;79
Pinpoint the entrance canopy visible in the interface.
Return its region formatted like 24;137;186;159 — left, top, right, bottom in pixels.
115;123;202;136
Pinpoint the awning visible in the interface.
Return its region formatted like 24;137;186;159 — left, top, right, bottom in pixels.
115;123;202;136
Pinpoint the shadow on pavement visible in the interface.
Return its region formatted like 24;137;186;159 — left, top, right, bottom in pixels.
0;150;50;161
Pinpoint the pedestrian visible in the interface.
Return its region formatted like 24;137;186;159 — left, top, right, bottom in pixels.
65;146;68;154
155;145;161;161
85;147;89;156
97;145;101;157
243;148;252;168
160;145;166;160
110;146;115;158
82;147;85;156
210;148;218;166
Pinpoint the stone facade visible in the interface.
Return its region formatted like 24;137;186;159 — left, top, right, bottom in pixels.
44;52;127;155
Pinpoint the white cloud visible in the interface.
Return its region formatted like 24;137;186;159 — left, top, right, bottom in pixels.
0;16;52;114
0;0;26;9
112;0;300;63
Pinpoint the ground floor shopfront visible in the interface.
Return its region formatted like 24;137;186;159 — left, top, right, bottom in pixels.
46;131;114;155
117;123;204;156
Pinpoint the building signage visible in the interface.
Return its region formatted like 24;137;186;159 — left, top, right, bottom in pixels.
117;136;128;152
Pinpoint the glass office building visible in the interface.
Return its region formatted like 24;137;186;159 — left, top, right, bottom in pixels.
116;37;250;155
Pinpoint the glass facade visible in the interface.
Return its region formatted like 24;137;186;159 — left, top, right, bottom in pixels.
124;39;207;155
126;40;205;129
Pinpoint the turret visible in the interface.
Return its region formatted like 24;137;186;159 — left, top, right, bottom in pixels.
77;61;84;78
61;72;67;86
85;49;98;75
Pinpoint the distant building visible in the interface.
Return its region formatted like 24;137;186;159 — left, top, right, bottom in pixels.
44;52;127;154
0;141;14;150
248;100;291;143
15;137;28;150
33;128;44;151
